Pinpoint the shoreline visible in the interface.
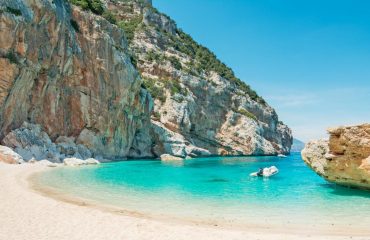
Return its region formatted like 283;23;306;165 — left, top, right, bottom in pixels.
28;169;370;236
0;163;369;240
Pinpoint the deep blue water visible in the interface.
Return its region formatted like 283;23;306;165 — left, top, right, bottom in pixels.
36;153;370;227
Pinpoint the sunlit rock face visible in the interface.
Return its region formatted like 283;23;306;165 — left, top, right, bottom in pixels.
0;0;153;159
105;0;292;157
302;124;370;190
0;0;292;160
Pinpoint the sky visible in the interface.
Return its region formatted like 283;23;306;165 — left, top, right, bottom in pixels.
154;0;370;142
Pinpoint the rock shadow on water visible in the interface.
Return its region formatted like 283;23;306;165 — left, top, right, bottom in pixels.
205;177;229;183
320;183;370;198
185;161;216;169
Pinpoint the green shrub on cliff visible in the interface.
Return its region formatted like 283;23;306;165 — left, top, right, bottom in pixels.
69;0;89;10
172;29;264;103
118;16;143;43
146;50;165;63
69;0;117;32
163;78;187;96
233;108;258;121
69;0;104;15
142;76;188;103
102;11;117;24
146;11;264;103
89;0;104;14
168;56;182;70
141;78;166;103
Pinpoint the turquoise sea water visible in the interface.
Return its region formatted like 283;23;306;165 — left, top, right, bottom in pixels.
35;153;370;229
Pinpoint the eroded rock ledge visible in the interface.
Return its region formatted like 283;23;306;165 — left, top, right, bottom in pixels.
301;124;370;190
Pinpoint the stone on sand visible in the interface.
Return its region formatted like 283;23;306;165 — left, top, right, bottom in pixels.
0;145;24;164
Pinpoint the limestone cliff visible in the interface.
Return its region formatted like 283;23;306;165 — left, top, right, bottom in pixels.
0;0;292;161
302;124;370;190
104;0;292;157
0;0;152;160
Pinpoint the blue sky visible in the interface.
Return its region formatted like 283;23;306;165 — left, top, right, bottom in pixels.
154;0;370;142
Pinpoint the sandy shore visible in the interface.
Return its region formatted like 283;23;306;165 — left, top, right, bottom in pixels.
0;163;368;240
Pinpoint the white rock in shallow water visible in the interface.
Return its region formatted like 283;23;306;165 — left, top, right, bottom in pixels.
160;154;184;161
85;158;100;165
0;145;24;164
63;158;86;166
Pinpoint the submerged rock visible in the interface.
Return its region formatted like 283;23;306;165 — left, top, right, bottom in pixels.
160;154;184;161
302;124;370;190
0;145;24;164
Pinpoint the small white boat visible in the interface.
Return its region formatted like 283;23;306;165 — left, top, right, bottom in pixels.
277;154;287;158
250;166;279;177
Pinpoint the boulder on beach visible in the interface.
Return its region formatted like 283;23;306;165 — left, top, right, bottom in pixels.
63;158;86;167
85;158;101;165
0;145;24;164
35;160;59;167
63;157;101;166
160;154;184;161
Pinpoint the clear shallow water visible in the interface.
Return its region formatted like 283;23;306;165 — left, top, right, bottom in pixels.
35;153;370;228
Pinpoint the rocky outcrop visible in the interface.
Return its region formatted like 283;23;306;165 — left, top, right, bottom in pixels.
0;145;24;164
302;124;370;190
0;0;291;161
85;158;101;165
105;0;292;156
2;122;90;162
63;157;100;166
151;120;211;157
0;0;152;160
160;154;183;161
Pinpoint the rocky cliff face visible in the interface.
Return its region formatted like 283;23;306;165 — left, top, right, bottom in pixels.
302;124;370;190
0;0;292;161
105;0;292;157
0;0;152;160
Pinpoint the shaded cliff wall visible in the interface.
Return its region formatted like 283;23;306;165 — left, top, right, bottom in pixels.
0;0;153;159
